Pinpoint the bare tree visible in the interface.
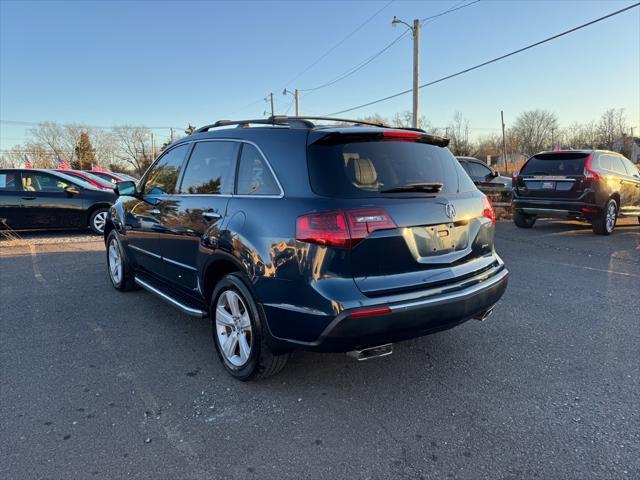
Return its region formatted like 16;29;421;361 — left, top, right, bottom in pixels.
596;108;628;149
447;112;472;156
511;109;559;156
112;126;154;176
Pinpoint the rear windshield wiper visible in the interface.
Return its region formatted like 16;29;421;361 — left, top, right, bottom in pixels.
380;182;443;194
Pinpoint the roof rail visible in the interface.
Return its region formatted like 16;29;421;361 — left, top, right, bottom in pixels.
192;115;426;134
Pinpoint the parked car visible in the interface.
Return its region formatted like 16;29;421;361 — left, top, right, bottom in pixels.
457;156;512;188
512;150;640;234
87;170;137;185
0;168;116;234
104;116;509;380
53;169;115;190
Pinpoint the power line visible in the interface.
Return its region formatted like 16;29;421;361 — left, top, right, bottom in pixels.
282;0;396;89
298;0;481;93
327;2;640;116
0;120;182;130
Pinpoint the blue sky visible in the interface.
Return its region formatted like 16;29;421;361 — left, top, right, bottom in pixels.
1;0;638;147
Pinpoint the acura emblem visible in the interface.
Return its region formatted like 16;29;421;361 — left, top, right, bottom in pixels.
445;203;456;219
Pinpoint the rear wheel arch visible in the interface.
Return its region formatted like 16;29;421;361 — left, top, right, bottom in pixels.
609;192;620;207
202;257;245;304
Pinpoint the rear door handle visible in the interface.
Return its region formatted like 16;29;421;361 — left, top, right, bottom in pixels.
202;211;221;221
150;208;161;215
22;196;36;200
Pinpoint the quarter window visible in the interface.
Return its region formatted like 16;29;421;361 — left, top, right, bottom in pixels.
143;144;189;195
0;172;18;191
180;141;239;195
609;156;627;175
236;144;280;195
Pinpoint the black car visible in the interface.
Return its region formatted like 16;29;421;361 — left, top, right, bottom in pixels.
457;156;512;188
104;116;509;380
0;168;116;234
512;150;640;234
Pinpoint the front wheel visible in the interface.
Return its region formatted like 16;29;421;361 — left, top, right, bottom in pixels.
89;208;109;234
513;211;536;228
211;273;289;381
592;199;617;235
106;230;137;291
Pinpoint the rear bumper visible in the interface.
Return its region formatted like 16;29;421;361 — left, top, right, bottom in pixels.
512;198;601;219
266;265;508;352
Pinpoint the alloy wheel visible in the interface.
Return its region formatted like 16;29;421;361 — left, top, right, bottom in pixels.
108;239;123;285
606;202;617;233
215;290;252;367
93;211;107;233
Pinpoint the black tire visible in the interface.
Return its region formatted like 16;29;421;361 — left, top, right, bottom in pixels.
106;230;137;291
211;273;289;381
592;198;617;235
89;208;109;234
513;211;536;228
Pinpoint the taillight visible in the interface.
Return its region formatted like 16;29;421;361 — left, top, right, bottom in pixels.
512;171;519;185
296;207;397;249
583;154;600;182
482;196;496;225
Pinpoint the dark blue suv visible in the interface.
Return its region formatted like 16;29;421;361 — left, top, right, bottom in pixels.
105;117;508;380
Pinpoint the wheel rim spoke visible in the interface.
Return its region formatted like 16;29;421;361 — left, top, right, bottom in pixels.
239;313;251;331
222;332;238;358
238;333;250;363
227;292;241;317
216;306;234;327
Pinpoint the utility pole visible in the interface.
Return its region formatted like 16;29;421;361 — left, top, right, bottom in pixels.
266;93;275;117
283;88;300;116
392;17;421;129
151;132;155;159
170;128;174;143
551;127;555;148
412;19;420;129
501;110;508;172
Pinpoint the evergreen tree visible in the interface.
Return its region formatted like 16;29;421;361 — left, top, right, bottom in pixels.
73;131;96;170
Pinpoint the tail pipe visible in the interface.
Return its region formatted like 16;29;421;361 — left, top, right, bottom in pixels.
346;343;393;361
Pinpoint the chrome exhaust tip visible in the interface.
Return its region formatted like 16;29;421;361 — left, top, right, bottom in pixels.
474;306;495;321
346;343;393;361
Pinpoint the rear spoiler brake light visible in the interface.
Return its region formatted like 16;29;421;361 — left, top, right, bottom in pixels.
311;131;450;147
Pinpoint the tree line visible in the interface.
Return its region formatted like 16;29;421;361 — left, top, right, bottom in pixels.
0;108;634;174
360;108;635;164
0;123;195;176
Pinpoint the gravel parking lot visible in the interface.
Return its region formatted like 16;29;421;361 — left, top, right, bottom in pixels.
1;219;639;480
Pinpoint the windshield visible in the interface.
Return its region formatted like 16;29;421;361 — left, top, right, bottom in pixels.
307;140;471;198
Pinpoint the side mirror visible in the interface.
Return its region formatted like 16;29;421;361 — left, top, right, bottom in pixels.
115;180;137;197
64;185;80;196
493;170;500;177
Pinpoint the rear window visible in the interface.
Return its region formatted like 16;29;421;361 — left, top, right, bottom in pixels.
521;153;588;176
307;140;462;197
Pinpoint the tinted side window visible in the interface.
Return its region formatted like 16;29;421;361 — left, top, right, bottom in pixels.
468;162;492;180
22;172;70;192
236;144;280;195
143;144;189;195
609;156;627;175
0;172;19;191
180;141;238;195
620;157;639;176
598;154;612;171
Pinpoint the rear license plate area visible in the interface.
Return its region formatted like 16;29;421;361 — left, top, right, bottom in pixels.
411;223;469;257
541;181;556;189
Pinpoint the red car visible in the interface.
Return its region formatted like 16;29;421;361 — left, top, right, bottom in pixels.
85;170;137;185
53;170;114;190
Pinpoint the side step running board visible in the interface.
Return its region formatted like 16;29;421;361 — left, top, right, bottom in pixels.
134;277;207;318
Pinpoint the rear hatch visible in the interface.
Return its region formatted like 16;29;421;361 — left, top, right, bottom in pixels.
515;152;591;199
305;129;496;297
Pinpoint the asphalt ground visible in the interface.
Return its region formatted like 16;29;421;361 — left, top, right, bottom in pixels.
1;218;639;480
